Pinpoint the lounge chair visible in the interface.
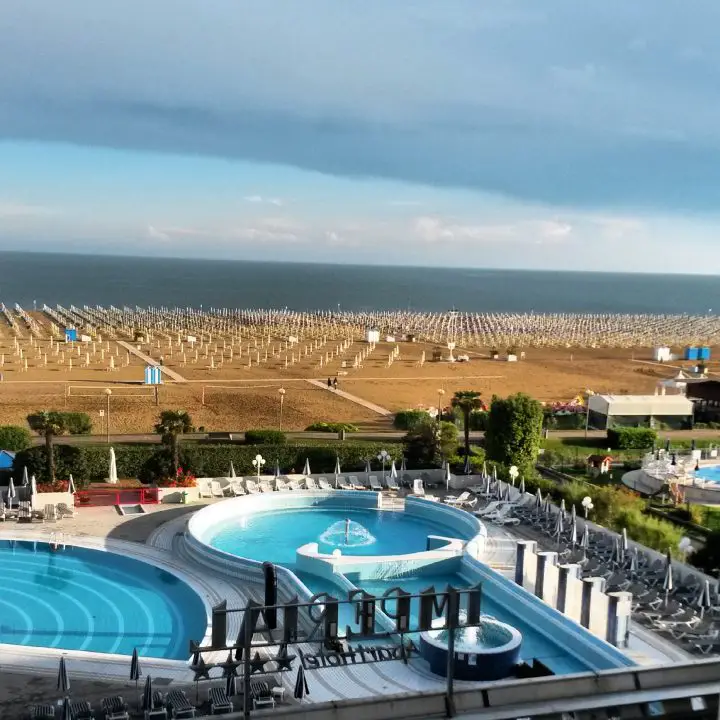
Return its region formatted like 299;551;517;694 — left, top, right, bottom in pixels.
18;501;32;523
337;476;353;490
245;480;260;494
209;686;234;714
258;481;273;493
474;501;507;517
28;705;56;720
305;478;319;490
102;695;130;720
348;476;364;490
70;701;94;720
385;475;400;491
275;479;289;491
57;502;76;518
145;691;167;720
166;690;196;719
198;480;213;498
318;477;333;490
250;681;275;710
443;491;471;506
226;481;245;497
41;503;56;522
287;479;302;490
368;475;383;491
210;481;224;498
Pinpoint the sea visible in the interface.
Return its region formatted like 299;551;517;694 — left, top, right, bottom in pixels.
0;251;718;314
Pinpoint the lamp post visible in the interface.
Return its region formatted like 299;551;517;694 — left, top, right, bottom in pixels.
377;449;389;480
278;387;286;431
581;495;594;519
104;388;112;444
252;454;266;480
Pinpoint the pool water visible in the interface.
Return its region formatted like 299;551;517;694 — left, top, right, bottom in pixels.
695;464;720;483
208;508;471;565
0;540;206;659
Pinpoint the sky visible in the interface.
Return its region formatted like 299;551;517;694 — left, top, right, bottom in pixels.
2;1;720;271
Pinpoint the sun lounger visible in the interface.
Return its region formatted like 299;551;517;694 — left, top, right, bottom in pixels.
44;503;57;522
368;475;383;491
348;476;364;490
250;681;275;710
211;481;224;498
318;477;333;490
57;502;76;518
17;501;32;523
102;695;130;720
337;476;353;490
209;686;234;714
166;690;196;719
305;478;319;490
274;479;289;491
226;481;245;497
443;491;471;506
145;691;167;720
28;704;56;720
258;481;273;493
385;475;400;491
198;480;212;498
245;480;260;494
287;479;302;490
70;701;94;720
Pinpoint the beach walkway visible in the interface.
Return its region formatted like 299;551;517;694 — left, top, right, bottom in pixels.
305;379;392;416
116;340;187;383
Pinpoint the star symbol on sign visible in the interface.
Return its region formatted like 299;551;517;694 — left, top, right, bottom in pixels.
274;651;296;672
250;652;267;675
191;656;212;681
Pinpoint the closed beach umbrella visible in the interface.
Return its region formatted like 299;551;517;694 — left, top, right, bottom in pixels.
482;461;487;478
142;676;154;711
445;461;452;490
130;648;141;710
569;514;578;547
580;527;590;555
560;498;566;520
553;510;564;539
60;698;73;720
22;466;29;487
67;475;75;494
334;456;341;476
108;447;118;484
293;664;310;700
390;460;398;479
696;580;713;618
57;656;70;693
364;458;372;474
230;462;237;478
400;456;407;473
225;673;237;698
519;476;526;495
663;550;674;604
621;528;629;562
463;455;471;475
303;458;311;476
628;547;639;577
30;474;37;500
274;459;281;478
613;537;623;566
483;473;491;496
571;504;577;524
535;488;543;508
7;477;15;510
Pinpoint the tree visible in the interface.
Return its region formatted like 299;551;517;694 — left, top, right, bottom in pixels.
485;393;543;476
403;418;458;467
0;425;33;452
154;410;193;474
27;411;68;482
451;390;483;458
689;531;720;577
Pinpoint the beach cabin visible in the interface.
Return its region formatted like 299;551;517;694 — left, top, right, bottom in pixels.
586;454;612;477
365;328;380;343
0;450;15;471
653;346;671;363
685;346;700;361
64;328;77;342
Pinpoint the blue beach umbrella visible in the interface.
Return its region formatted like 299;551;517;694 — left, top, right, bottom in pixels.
57;656;70;694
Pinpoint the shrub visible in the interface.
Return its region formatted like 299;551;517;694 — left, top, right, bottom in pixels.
607;427;657;450
305;422;359;433
393;410;431;431
0;425;33;451
27;411;92;435
244;430;287;445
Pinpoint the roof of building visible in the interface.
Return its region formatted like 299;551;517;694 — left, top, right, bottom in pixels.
588;394;693;416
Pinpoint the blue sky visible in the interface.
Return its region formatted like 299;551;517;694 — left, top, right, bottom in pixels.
1;1;720;270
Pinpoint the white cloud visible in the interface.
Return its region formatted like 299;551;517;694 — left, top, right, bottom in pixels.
388;200;422;207
413;216;573;245
243;195;284;206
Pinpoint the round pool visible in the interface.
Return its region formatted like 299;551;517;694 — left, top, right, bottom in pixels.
0;540;206;658
206;507;474;565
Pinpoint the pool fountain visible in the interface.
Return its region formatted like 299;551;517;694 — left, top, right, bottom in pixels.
319;518;377;549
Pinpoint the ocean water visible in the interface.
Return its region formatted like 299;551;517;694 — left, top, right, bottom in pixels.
0;251;719;313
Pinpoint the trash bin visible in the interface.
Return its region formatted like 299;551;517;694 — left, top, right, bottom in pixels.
181;491;188;505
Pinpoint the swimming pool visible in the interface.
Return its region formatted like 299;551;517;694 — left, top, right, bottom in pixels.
0;540;206;659
207;507;473;565
695;464;720;484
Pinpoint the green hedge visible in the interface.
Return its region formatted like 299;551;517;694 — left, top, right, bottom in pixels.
14;441;405;484
607;427;657;450
244;430;287;445
393;410;431;431
0;425;33;451
305;422;359;433
27;411;93;435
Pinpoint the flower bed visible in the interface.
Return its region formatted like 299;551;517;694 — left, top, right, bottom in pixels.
156;467;197;488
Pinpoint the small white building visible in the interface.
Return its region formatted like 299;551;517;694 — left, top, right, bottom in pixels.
365;328;380;343
653;346;672;362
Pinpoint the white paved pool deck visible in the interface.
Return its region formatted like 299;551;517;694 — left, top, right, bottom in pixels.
0;498;689;718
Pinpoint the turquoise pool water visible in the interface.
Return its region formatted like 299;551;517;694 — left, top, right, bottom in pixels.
0;540;206;658
208;508;471;565
695;464;720;483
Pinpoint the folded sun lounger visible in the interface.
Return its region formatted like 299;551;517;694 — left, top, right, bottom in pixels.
166;690;196;719
209;686;234;714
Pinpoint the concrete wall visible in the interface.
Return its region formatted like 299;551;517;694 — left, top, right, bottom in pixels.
31;491;74;511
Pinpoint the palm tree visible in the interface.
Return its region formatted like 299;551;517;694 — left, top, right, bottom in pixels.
27;411;67;482
451;391;483;460
154;410;193;474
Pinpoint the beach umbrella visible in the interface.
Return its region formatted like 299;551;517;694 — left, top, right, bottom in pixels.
130;648;142;710
225;673;237;698
30;474;37;500
67;475;75;494
519;476;526;495
663;550;674;605
303;458;311;476
334;456;341;475
535;488;543;508
571;504;577;524
493;465;498;481
7;477;15;510
142;676;154;712
580;527;590;556
445;461;452;490
57;656;70;693
628;547;639;577
60;698;73;720
108;447;118;484
463;455;471;475
482;461;487;478
400;456;407;473
695;580;713;618
483;473;491;496
612;537;623;566
294;664;310;700
665;439;671;452
21;466;29;487
560;498;566;521
552;509;564;540
390;460;398;479
621;528;629;563
364;458;372;474
229;462;237;478
691;439;697;452
274;459;281;478
569;514;578;547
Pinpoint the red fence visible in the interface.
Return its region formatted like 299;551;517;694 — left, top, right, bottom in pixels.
76;488;159;507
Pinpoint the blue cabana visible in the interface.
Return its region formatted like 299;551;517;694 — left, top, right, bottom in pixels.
0;450;16;470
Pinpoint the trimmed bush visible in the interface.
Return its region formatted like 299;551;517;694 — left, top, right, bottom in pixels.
27;411;92;435
607;427;657;450
305;422;359;433
0;425;33;451
244;430;287;445
393;410;431;431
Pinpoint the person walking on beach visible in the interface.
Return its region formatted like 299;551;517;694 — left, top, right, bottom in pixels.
327;378;332;389
333;377;338;390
